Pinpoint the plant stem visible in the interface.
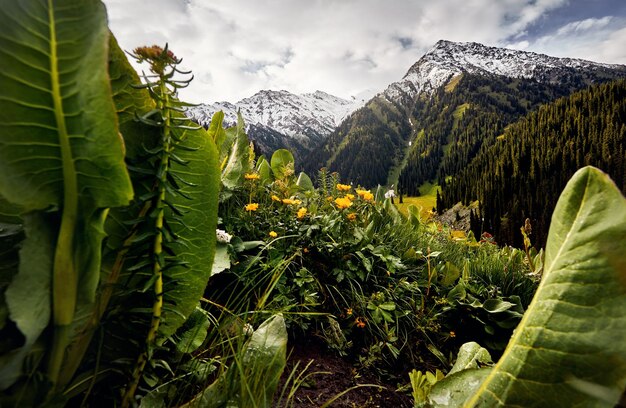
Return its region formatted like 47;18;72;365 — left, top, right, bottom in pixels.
121;79;171;408
47;0;79;387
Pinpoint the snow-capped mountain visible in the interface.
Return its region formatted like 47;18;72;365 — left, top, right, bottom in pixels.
186;89;376;163
187;89;374;143
308;39;626;187
384;39;626;102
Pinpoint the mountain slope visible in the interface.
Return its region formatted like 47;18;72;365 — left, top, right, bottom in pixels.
306;40;626;188
186;90;373;162
444;79;626;247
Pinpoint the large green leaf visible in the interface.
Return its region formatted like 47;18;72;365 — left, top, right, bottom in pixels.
270;149;295;180
157;122;220;340
0;0;132;211
0;0;133;390
461;167;626;407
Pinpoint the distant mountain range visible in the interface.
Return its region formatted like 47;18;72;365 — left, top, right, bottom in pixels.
186;89;375;161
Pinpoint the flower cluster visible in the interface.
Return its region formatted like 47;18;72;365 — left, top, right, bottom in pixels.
132;45;179;75
297;207;308;219
356;189;374;201
334;197;353;209
336;183;351;191
282;198;302;206
216;229;232;244
244;172;260;180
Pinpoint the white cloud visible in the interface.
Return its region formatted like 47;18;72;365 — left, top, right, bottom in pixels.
556;16;613;35
521;16;626;64
103;0;625;103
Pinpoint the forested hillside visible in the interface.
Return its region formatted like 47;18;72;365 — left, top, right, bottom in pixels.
304;96;411;185
398;73;580;195
443;79;626;247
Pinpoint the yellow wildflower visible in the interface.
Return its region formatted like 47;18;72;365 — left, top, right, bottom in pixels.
244;173;260;180
297;207;307;219
336;183;351;191
355;317;366;328
334;197;353;209
244;203;259;211
356;189;374;201
271;195;281;202
346;308;353;316
282;198;302;206
269;231;278;238
345;193;355;200
303;247;309;253
347;213;357;221
450;331;456;338
326;196;333;202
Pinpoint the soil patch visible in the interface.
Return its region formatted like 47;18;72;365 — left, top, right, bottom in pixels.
276;338;412;407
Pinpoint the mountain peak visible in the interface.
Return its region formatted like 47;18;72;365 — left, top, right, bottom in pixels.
384;40;626;102
186;88;370;144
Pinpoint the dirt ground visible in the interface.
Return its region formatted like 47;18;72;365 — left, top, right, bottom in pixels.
276;338;413;408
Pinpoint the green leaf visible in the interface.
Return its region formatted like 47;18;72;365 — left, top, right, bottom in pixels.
464;166;626;407
0;223;22;290
174;307;211;354
429;368;492;408
104;38;220;342
0;214;55;389
157;126;220;341
256;157;272;185
270;149;294;180
0;0;133;211
206;111;227;155
448;342;492;375
296;172;314;191
480;299;517;313
222;112;250;190
0;198;22;225
439;262;460;287
447;280;467;302
222;113;250;190
212;244;231;275
184;314;287;408
0;0;133;389
407;204;421;227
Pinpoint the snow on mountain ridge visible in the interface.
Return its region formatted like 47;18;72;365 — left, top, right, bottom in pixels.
186;89;374;142
384;39;626;102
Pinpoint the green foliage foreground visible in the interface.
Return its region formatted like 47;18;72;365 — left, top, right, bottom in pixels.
0;1;625;407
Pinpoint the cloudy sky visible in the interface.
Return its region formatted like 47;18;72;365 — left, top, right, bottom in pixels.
103;0;626;104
